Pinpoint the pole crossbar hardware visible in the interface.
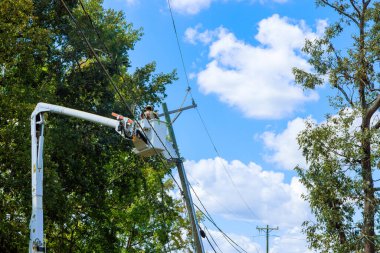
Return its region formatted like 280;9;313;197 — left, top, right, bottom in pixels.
162;103;205;253
29;102;175;253
157;100;197;120
256;225;279;253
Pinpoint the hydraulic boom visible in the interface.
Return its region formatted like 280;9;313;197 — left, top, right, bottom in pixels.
29;102;177;252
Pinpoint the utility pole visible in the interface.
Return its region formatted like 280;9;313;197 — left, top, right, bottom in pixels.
162;102;205;253
256;225;279;253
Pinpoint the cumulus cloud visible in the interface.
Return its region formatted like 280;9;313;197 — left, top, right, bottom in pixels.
259;108;376;171
169;0;213;15
185;24;222;45
260;117;310;170
192;15;326;119
183;157;312;252
271;226;313;253
184;157;311;228
170;0;289;15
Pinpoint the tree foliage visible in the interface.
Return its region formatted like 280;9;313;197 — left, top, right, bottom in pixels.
0;0;190;252
294;1;380;253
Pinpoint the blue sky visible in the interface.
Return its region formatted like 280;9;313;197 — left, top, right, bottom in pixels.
101;1;339;252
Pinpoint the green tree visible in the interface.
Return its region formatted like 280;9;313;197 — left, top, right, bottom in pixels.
293;1;380;253
0;0;190;252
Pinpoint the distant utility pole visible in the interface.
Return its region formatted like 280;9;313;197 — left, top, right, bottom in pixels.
256;225;279;253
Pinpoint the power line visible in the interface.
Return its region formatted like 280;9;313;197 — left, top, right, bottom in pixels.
59;2;202;252
202;225;218;253
166;0;191;91
165;0;258;221
195;106;259;220
78;0;111;56
63;3;251;253
186;174;240;221
166;0;258;242
60;0;177;163
199;209;244;253
195;203;247;253
60;4;207;253
188;178;251;253
202;222;223;253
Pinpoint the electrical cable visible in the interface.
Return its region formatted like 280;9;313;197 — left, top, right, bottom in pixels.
166;0;258;221
60;3;231;253
187;174;248;253
62;0;186;203
187;173;250;225
204;231;218;253
185;162;250;253
166;2;257;248
193;203;248;253
60;0;177;164
202;223;223;253
195;106;259;220
78;0;111;56
61;0;167;163
59;2;200;251
171;87;191;124
60;0;178;186
166;0;191;91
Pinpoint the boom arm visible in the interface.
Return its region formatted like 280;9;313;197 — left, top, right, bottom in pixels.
29;103;132;253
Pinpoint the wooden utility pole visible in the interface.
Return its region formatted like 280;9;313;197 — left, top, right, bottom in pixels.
162;102;204;253
256;225;279;253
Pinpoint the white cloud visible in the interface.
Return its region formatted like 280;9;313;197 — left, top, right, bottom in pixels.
260;117;310;170
185;24;222;45
183;157;312;252
185;157;311;228
271;226;313;253
170;0;213;15
259;109;376;171
193;15;324;119
170;0;289;15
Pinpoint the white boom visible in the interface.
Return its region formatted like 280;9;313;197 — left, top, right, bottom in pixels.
29;102;175;252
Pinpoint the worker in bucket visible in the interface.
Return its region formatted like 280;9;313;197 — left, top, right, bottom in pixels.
141;105;158;120
135;105;157;144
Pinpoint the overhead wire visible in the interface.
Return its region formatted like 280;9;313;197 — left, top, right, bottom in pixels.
165;0;258;221
78;0;111;56
190;183;249;253
166;0;191;91
59;1;200;251
172;166;249;253
194;203;247;253
186;173;240;220
60;0;176;165
203;223;223;253
63;2;252;252
187;169;248;253
166;0;258;249
202;224;219;253
194;107;259;221
170;87;191;124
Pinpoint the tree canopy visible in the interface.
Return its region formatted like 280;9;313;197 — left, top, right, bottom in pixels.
294;1;380;253
0;0;191;252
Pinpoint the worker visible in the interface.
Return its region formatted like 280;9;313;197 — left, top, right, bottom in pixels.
135;105;158;144
141;105;159;120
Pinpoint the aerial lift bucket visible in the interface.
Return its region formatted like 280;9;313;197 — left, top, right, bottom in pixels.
132;119;175;159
